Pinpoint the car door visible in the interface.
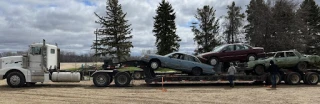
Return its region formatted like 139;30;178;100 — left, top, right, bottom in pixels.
179;55;195;72
285;52;299;67
220;45;236;61
233;44;248;60
274;52;286;67
165;53;182;69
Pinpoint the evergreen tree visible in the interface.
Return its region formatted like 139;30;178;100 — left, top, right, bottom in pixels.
93;0;133;62
297;0;320;54
191;5;220;55
224;1;245;44
153;0;181;55
245;0;273;51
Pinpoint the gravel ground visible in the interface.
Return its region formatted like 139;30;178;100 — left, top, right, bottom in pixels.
0;80;320;104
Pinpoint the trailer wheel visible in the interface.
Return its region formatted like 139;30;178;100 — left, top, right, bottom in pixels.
114;72;131;87
7;72;26;88
93;73;111;87
191;67;202;76
133;71;142;79
304;72;319;85
253;65;265;75
285;72;301;85
266;73;281;85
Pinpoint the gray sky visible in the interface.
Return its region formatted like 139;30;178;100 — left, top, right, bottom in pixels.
0;0;317;56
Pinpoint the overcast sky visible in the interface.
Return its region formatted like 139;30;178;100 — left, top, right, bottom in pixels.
0;0;317;56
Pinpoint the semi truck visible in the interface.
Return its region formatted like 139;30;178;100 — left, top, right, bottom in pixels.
0;40;319;88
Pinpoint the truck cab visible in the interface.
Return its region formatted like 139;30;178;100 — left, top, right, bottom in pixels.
0;40;80;88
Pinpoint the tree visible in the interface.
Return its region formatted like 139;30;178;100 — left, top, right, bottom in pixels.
224;1;245;44
93;0;133;62
297;0;320;54
191;5;220;55
153;0;181;55
245;0;273;51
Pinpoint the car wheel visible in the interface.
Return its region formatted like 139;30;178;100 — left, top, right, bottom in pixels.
247;54;257;61
191;67;202;76
7;72;26;88
149;60;160;70
296;62;307;72
209;57;219;66
253;65;265;75
285;72;301;85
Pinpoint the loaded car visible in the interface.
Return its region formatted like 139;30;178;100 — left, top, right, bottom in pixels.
197;43;265;66
247;50;320;75
140;52;215;76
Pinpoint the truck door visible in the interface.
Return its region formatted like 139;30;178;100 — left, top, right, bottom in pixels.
28;47;45;82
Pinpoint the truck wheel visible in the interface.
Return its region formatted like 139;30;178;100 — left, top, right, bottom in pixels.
114;72;132;87
191;67;202;76
285;72;301;85
304;72;319;85
254;65;265;75
296;62;307;72
266;73;281;85
7;72;26;88
209;57;219;66
149;60;160;70
133;71;142;79
93;73;111;87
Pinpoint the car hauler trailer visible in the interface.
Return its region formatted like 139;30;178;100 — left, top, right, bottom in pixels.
0;40;319;88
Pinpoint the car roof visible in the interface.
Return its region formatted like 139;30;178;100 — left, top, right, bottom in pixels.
171;52;195;56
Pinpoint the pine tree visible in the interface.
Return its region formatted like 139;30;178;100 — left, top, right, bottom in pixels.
93;0;133;62
191;5;220;55
153;0;181;55
224;1;245;44
297;0;320;54
245;0;273;51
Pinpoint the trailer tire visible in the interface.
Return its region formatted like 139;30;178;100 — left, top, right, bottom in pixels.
191;67;202;76
114;72;131;87
133;71;142;79
93;73;111;87
7;72;26;88
285;72;301;85
304;72;319;85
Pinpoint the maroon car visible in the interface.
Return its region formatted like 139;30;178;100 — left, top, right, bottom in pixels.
197;43;265;66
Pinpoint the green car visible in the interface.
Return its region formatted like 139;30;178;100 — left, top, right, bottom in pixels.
247;50;320;75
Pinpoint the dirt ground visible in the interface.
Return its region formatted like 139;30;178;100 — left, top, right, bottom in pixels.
1;80;320;104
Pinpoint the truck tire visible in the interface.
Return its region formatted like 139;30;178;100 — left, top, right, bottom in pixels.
304;72;319;85
285;72;301;85
133;71;142;79
93;73;111;87
114;72;131;87
266;73;281;85
191;67;202;76
254;65;265;75
7;72;26;88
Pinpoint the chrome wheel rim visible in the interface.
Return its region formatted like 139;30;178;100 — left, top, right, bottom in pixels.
151;62;158;69
10;75;20;86
210;59;217;65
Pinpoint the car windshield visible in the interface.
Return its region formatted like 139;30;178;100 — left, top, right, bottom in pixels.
212;45;227;52
164;53;175;57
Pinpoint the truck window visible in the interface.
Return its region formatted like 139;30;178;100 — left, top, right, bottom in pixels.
51;49;55;54
32;47;41;55
286;52;296;57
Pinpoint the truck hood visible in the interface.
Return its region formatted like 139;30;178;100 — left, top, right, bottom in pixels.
0;56;23;69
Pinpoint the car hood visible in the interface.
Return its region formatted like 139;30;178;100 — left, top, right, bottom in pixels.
197;52;217;57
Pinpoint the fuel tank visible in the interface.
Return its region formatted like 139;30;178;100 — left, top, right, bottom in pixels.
51;72;80;82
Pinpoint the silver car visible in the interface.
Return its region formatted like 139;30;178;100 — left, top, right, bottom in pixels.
140;52;215;76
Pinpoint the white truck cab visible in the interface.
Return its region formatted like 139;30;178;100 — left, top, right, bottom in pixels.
0;39;81;88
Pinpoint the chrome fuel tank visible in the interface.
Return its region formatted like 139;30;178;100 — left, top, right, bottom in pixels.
51;72;80;82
